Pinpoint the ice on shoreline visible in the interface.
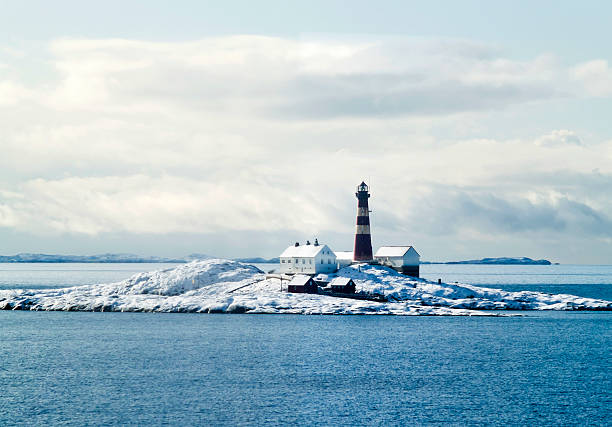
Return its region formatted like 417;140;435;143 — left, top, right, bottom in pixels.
0;259;610;315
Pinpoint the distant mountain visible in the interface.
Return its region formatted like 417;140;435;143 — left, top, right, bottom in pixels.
233;257;279;264
0;253;284;264
422;257;552;265
183;253;215;262
0;253;213;263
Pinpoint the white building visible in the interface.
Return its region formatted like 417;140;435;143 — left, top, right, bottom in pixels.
334;251;353;269
279;242;337;274
374;246;420;277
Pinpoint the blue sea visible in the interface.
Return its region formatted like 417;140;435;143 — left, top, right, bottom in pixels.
1;263;611;426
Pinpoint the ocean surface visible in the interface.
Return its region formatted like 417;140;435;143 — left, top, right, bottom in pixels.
420;263;612;302
0;263;181;291
1;263;611;426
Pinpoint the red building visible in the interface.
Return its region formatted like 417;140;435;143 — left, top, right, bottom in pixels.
287;275;318;294
328;277;356;294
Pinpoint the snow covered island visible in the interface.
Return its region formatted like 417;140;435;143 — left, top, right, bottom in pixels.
1;259;610;315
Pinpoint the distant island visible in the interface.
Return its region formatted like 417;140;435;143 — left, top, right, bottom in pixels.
0;253;212;263
233;257;279;264
422;257;552;265
0;254;550;265
0;253;281;264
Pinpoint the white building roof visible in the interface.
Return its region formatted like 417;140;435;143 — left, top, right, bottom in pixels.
280;244;326;258
375;246;419;257
289;274;313;286
334;251;353;261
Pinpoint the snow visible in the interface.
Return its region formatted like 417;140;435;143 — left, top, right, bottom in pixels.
0;259;610;315
334;251;353;260
328;276;353;287
288;275;313;287
280;244;328;258
374;246;414;257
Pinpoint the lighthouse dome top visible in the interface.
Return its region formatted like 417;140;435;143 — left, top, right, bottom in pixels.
357;181;369;192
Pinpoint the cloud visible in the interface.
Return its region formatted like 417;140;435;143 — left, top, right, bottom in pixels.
278;76;555;118
3;137;611;243
409;188;612;238
39;36;566;118
573;60;612;96
0;175;342;235
0;80;34;105
0;35;612;261
535;129;582;147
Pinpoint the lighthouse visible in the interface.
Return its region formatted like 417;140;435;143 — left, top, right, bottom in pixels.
353;181;374;262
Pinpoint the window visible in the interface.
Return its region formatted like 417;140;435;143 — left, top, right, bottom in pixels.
327;259;331;264
321;259;323;264
309;259;312;264
302;259;305;264
281;260;285;263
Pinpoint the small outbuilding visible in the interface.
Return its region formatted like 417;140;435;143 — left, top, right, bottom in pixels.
334;251;353;269
327;277;356;294
287;274;318;294
374;246;420;277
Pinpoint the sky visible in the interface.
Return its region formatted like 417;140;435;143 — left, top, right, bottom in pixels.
1;1;612;263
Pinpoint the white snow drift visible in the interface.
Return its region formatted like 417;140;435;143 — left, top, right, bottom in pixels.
0;259;610;315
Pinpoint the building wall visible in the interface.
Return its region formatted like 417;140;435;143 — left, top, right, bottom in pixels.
401;265;420;277
314;253;337;273
330;283;356;294
288;282;317;294
315;247;337;273
317;263;337;273
375;256;404;268
402;248;420;266
374;257;420;277
278;246;337;274
374;248;420;269
279;257;317;274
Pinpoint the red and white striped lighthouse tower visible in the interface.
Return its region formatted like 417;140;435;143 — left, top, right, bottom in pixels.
353;181;373;262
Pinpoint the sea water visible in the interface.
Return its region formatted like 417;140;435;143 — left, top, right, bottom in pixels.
0;263;611;426
0;263;181;291
421;264;612;301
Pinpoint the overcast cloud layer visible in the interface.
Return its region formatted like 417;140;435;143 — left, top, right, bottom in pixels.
1;36;611;263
